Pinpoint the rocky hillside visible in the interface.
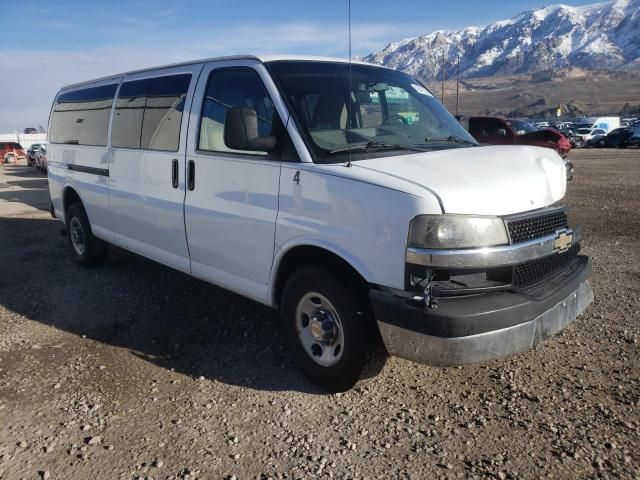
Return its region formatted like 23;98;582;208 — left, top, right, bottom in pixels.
363;0;640;80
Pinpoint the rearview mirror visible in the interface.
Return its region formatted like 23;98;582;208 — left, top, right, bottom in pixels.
224;108;276;153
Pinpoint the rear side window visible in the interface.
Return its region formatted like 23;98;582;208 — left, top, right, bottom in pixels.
111;74;191;151
111;79;149;149
198;68;275;155
141;75;191;151
49;84;117;146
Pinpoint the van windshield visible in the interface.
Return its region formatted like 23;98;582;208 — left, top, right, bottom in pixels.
267;61;477;163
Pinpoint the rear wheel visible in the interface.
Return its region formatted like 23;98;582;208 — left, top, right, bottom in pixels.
281;265;383;392
65;203;108;267
4;153;15;164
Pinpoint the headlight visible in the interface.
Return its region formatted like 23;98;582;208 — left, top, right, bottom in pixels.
408;215;509;249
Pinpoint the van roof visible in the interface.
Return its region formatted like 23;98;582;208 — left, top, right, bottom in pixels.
59;54;386;91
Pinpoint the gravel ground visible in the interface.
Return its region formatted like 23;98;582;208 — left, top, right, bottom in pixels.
0;149;638;480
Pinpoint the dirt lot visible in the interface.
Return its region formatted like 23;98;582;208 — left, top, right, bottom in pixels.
0;149;639;480
429;70;640;119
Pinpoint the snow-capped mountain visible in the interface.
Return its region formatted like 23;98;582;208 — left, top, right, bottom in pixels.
363;0;640;80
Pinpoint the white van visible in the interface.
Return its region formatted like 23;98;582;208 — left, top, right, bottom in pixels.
47;55;593;391
577;116;620;134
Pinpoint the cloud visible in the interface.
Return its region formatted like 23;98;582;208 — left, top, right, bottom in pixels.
0;21;429;131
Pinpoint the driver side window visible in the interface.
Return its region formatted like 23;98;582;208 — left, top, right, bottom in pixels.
198;68;276;155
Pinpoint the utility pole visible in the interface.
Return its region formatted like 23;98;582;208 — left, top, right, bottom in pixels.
441;51;446;104
455;55;460;116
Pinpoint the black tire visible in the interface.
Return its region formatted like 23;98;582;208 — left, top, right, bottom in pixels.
280;265;383;392
65;203;108;267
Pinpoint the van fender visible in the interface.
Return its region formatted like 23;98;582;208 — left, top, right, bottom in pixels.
269;236;374;306
59;180;88;224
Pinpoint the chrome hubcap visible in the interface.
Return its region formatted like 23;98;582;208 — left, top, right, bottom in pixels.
295;292;344;367
70;217;85;256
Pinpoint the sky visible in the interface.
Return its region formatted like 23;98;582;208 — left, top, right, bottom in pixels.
0;0;598;132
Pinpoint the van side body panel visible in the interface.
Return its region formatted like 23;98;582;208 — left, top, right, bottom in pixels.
47;77;122;242
107;64;204;273
183;60;286;304
272;163;441;301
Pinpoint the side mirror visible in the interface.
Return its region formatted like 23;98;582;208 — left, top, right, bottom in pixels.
496;128;508;137
224;107;277;153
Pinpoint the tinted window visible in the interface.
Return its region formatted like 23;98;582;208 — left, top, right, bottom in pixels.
111;74;191;151
141;74;191;151
49;84;117;146
198;68;275;155
111;79;149;149
470;118;508;138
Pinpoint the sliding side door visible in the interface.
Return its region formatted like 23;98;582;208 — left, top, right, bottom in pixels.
108;64;203;272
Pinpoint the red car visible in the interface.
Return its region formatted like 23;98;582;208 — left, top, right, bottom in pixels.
0;142;26;164
468;117;572;158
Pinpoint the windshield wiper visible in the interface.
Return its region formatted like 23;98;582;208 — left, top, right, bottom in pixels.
423;135;477;145
328;141;428;155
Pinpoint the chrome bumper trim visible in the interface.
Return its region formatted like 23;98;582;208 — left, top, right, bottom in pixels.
406;226;582;269
377;280;593;366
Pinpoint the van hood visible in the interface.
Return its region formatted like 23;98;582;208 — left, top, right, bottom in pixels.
353;145;566;216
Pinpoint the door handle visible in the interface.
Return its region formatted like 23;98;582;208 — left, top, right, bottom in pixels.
187;160;195;191
171;159;179;188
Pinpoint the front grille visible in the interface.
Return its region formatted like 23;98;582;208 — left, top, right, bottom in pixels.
506;209;568;243
513;244;580;286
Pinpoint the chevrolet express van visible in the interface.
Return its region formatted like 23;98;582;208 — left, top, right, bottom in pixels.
47;55;593;391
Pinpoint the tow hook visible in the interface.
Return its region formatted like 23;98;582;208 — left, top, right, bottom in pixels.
423;289;439;310
408;273;438;310
423;272;438;310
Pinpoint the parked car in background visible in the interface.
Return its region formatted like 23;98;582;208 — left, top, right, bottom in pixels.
35;144;48;172
594;128;636;148
468;117;572;157
560;127;581;147
0;142;26;163
551;121;574;131
26;143;45;166
578;128;607;146
23;127;38;134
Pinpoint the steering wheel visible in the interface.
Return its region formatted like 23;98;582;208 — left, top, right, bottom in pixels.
382;114;408;126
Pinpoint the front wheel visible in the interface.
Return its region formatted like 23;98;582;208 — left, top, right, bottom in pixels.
65;203;108;267
281;265;383;392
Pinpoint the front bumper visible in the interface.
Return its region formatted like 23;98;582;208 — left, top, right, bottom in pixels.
371;256;593;366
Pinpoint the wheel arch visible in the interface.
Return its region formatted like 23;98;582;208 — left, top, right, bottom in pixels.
270;242;373;308
61;184;85;222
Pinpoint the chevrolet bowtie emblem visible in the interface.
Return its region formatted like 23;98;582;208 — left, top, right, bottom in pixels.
554;230;572;252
